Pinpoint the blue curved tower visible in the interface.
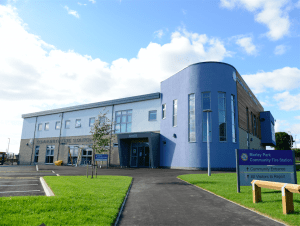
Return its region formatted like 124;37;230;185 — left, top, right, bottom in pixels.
160;62;239;170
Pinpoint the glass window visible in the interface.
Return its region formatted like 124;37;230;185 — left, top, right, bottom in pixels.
55;121;61;130
38;123;42;131
173;100;177;127
45;123;49;131
68;146;79;165
89;117;95;127
202;92;211;110
231;95;237;143
162;104;166;119
65;120;70;129
189;94;196;142
253;116;257;136
75;119;81;128
149;110;157;121
218;92;226;142
45;145;55;164
81;148;93;165
202;92;212;142
34;146;39;163
251;112;254;134
271;122;275;142
115;110;132;133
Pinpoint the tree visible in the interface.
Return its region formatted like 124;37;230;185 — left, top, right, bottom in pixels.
89;110;116;177
271;132;294;150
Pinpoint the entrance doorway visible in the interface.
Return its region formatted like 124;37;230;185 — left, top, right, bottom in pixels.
130;142;150;167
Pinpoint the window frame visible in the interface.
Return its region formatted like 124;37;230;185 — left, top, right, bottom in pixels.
173;99;177;127
55;121;61;130
38;123;42;131
44;122;49;131
202;92;212;142
218;92;227;142
188;93;196;142
75;119;81;128
89;117;95;127
231;95;237;143
149;110;157;121
65;120;70;129
45;145;55;164
162;104;166;119
115;110;132;133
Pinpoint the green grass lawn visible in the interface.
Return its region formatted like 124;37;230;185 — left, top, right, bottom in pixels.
0;176;132;226
178;172;300;226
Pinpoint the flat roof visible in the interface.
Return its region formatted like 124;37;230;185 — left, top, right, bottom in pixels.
22;92;161;118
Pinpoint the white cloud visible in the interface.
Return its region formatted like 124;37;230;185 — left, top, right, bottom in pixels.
64;6;79;18
154;29;164;38
296;0;300;8
242;67;300;94
295;116;300;120
0;5;231;153
182;9;187;15
78;2;87;6
274;44;287;55
273;91;300;111
89;0;96;3
274;119;290;133
220;0;291;40
236;37;257;55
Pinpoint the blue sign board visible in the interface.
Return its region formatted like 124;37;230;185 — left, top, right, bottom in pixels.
95;154;108;161
236;149;297;191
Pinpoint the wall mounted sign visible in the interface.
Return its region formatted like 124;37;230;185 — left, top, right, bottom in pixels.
236;149;297;193
95;154;108;161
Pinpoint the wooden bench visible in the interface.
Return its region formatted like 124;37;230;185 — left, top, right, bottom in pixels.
251;180;300;214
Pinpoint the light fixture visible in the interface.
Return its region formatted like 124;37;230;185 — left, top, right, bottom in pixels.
173;134;177;138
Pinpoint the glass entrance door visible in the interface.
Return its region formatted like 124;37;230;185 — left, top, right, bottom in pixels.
131;142;150;167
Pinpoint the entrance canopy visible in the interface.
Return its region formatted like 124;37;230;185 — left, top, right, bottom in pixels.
117;132;160;168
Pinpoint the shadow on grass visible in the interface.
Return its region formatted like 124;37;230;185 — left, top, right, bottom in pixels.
262;190;281;194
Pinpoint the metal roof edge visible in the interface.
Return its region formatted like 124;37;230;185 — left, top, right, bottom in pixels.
22;92;161;118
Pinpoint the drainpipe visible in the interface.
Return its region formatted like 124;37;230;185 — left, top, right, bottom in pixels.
57;113;64;161
30;116;38;165
109;105;114;167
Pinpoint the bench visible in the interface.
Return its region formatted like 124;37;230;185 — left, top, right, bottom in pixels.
251;180;300;214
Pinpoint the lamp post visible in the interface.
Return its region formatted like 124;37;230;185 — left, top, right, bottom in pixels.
203;109;212;176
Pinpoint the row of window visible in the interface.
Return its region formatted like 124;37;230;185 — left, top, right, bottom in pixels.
163;92;237;143
34;145;93;164
246;108;259;138
37;110;158;132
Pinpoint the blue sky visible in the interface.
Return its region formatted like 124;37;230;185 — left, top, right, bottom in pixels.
0;0;300;153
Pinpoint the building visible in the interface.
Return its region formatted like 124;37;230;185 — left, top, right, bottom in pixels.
19;62;276;170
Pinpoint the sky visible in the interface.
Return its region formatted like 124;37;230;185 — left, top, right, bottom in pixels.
0;0;300;154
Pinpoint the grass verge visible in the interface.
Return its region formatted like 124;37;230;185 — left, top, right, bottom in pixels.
0;176;132;226
178;172;300;226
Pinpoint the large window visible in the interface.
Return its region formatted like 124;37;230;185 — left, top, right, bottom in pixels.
231;95;237;143
271;121;275;141
75;119;81;128
68;146;79;165
149;110;157;121
188;94;196;142
173;100;177;127
65;120;70;129
115;110;132;133
202;92;212;142
45;145;55;164
55;121;61;130
81;148;93;165
218;92;226;142
89;117;95;127
45;123;49;131
38;123;42;131
34;146;39;163
253;115;257;137
162;104;166;119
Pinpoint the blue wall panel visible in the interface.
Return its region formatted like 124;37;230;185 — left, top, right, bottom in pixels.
160;62;239;169
260;111;276;146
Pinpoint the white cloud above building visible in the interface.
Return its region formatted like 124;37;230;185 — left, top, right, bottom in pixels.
220;0;291;40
